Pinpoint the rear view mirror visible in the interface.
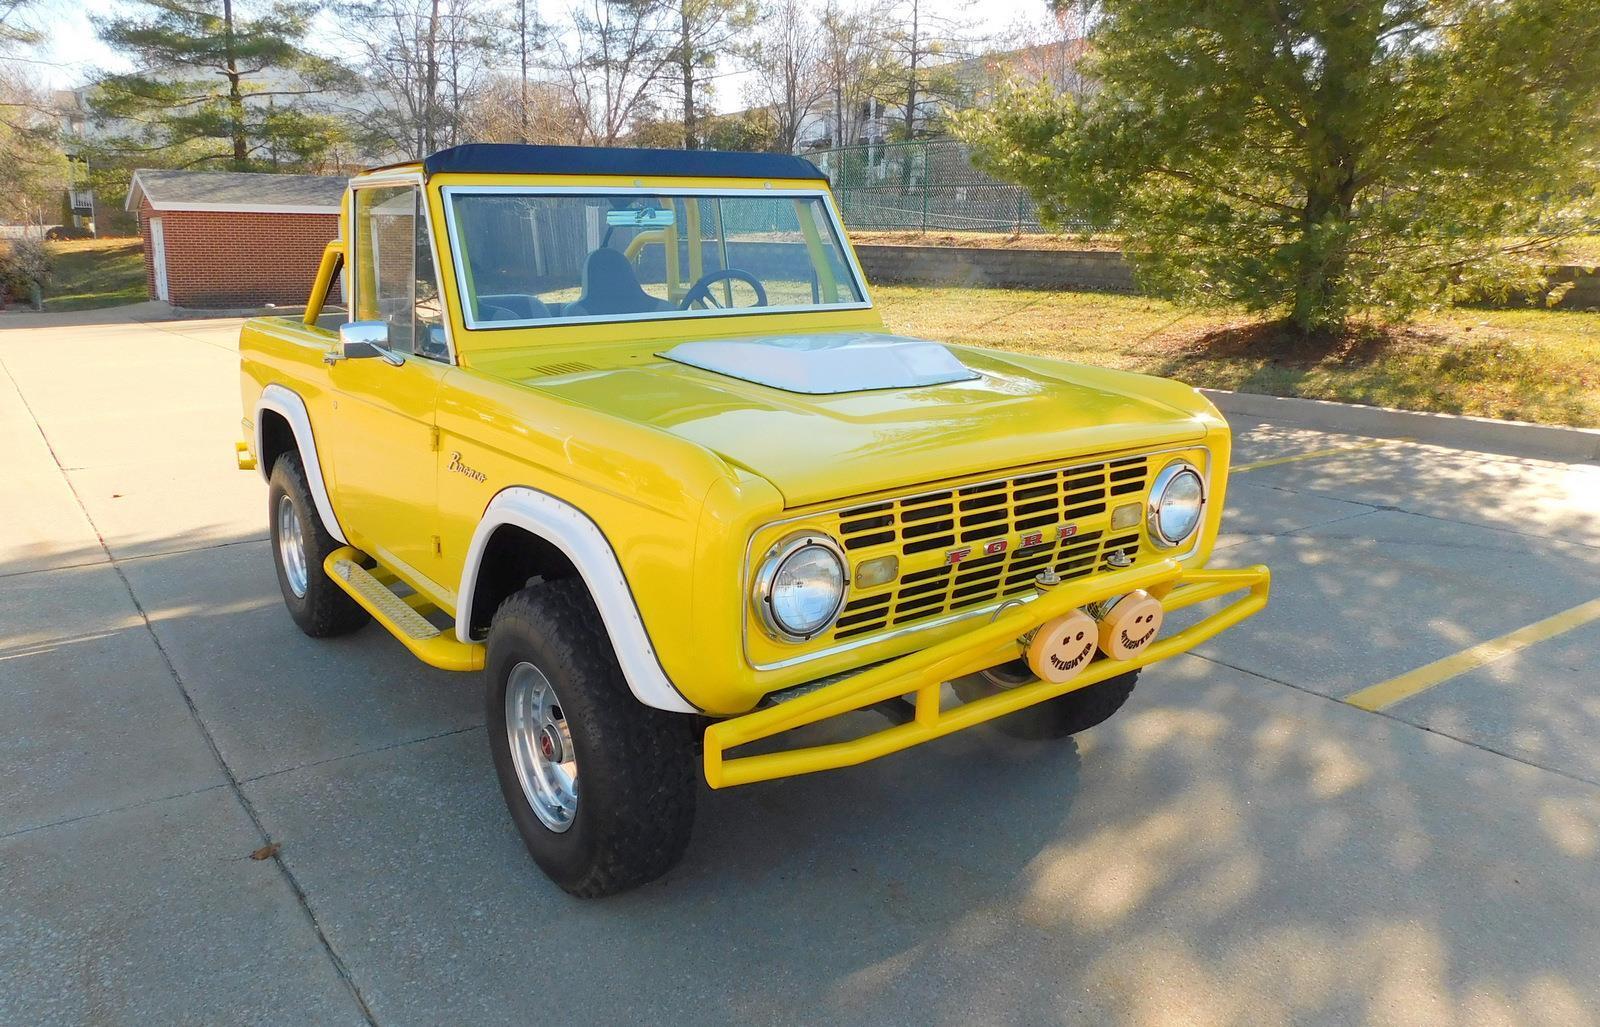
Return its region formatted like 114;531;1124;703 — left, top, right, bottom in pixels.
328;321;403;366
606;207;675;228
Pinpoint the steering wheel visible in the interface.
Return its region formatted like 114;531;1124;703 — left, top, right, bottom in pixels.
678;269;768;310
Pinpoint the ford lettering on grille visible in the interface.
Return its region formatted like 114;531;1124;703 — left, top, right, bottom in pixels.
945;523;1079;565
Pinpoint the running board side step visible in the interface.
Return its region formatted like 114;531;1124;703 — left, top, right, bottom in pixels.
324;547;485;672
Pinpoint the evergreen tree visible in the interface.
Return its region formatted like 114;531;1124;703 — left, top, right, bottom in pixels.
663;0;757;149
91;0;350;171
961;0;1600;334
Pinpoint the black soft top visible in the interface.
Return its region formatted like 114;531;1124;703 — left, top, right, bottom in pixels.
406;143;827;181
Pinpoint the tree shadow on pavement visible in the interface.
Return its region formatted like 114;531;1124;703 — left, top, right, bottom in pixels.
4;510;1600;1025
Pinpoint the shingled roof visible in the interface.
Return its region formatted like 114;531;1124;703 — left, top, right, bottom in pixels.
125;169;346;214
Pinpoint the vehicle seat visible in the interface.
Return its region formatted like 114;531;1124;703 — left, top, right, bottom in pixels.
476;293;552;322
561;249;673;318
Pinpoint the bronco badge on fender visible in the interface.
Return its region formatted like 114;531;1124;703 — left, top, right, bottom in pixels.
448;451;487;483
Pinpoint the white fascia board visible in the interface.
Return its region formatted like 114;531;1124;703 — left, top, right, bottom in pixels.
141;202;342;215
123;173;146;213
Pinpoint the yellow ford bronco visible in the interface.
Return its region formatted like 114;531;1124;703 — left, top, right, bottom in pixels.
237;144;1269;896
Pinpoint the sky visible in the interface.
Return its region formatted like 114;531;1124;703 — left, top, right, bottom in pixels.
20;0;1056;113
25;0;129;89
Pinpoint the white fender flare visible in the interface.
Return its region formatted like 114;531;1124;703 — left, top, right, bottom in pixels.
456;487;698;714
256;384;347;544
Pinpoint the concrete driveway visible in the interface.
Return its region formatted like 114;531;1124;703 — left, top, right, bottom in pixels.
3;311;1599;1026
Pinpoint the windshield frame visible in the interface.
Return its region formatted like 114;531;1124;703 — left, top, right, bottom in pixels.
438;184;873;332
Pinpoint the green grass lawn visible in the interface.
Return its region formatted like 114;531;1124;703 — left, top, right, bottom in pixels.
41;238;147;311
875;286;1600;428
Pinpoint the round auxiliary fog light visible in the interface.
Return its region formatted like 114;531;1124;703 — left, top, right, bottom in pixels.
755;534;848;641
1148;461;1205;548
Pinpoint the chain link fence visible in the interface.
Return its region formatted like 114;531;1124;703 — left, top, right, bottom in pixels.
808;139;1097;234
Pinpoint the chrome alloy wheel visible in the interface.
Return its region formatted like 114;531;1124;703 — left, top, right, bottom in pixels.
276;494;309;599
505;662;578;832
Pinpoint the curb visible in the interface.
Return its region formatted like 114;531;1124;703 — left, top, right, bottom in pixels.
167;303;311;319
1202;389;1600;464
0;301;307;327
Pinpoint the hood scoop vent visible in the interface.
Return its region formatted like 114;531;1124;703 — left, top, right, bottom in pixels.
529;361;595;377
663;333;980;395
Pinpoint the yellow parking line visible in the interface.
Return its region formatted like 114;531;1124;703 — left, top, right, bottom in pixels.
1235;438;1396;473
1346;597;1600;711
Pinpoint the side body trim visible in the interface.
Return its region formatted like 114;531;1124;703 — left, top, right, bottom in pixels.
256;384;347;544
457;487;698;714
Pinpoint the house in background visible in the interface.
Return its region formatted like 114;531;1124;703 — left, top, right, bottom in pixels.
942;39;1096;107
791;39;1094;154
795;97;892;153
124;170;344;308
51;88;126;235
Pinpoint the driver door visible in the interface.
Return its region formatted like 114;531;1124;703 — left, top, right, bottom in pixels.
325;181;453;601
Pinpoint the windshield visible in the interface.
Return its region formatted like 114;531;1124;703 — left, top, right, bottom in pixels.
442;190;867;329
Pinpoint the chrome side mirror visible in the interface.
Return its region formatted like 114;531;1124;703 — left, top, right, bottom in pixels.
327;320;404;366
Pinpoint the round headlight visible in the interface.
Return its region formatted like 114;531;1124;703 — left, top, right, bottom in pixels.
1148;461;1205;548
755;534;848;641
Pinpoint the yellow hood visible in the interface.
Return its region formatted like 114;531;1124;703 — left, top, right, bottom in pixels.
513;340;1212;507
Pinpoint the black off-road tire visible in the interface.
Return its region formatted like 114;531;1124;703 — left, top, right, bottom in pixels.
268;452;369;638
486;579;698;897
953;668;1139;741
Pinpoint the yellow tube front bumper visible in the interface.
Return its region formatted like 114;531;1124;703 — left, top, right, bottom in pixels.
703;559;1270;788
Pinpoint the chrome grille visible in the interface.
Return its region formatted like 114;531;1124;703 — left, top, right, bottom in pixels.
830;455;1152;640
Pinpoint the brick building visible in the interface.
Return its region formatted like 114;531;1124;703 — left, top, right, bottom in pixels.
124;170;345;308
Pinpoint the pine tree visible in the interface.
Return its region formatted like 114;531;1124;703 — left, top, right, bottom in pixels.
663;0;757;149
91;0;350;171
